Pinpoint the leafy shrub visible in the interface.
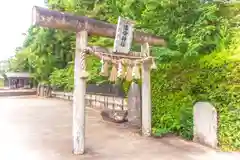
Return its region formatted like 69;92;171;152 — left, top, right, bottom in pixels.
151;51;240;151
49;63;74;91
49;55;110;91
0;79;3;87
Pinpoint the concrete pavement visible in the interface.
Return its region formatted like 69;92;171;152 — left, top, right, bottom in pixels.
0;96;239;160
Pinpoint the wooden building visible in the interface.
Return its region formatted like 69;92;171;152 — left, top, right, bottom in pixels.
4;72;32;89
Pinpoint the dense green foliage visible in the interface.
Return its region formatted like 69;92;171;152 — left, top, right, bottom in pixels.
149;1;240;151
9;0;239;151
0;79;3;87
152;50;240;151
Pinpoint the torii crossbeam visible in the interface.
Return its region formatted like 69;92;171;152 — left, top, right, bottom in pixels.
32;6;166;155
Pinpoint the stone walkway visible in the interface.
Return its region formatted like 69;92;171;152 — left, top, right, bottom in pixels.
0;96;239;160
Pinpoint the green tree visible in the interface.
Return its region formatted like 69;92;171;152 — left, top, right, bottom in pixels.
8;1;240;150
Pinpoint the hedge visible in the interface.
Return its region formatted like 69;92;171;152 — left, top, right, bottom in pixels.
151;50;240;151
49;47;240;151
0;79;3;87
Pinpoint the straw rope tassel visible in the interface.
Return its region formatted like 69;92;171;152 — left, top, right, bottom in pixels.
117;62;123;78
125;65;133;81
121;64;126;79
109;64;117;82
132;64;136;79
132;63;140;79
103;61;109;77
135;64;141;79
100;56;104;75
151;58;157;70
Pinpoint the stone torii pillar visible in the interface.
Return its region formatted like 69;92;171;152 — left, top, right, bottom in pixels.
141;43;152;136
32;6;165;155
72;31;88;154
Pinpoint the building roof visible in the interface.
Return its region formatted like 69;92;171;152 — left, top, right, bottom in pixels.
5;72;32;78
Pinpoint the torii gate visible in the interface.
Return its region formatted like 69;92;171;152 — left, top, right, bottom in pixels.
32;6;165;155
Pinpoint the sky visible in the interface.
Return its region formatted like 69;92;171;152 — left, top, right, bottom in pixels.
0;0;45;61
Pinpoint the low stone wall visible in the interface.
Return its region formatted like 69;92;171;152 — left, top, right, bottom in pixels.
51;91;127;111
51;91;221;149
0;89;37;97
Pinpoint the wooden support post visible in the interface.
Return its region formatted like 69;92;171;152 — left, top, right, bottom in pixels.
141;43;152;136
72;30;88;155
